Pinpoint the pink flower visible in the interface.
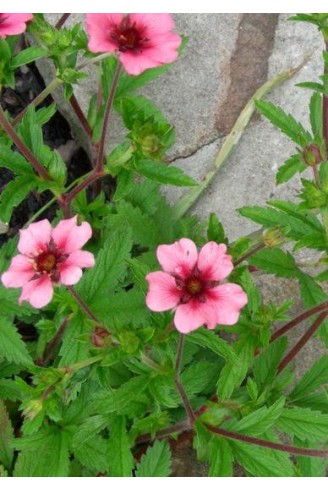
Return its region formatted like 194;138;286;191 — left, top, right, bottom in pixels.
85;13;182;76
1;217;95;308
146;239;248;334
0;14;33;38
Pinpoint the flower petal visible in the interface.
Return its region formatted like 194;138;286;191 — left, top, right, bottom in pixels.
207;284;248;325
146;271;182;312
0;13;33;37
119;51;159;76
63;250;95;269
19;275;53;308
198;242;233;281
85;13;121;52
156;238;198;279
18;220;52;256
52;216;92;253
58;265;83;286
129;13;175;35
174;298;218;334
1;254;35;287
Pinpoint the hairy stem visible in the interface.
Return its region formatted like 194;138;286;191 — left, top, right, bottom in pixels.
61;170;105;218
0;105;52;181
69;93;93;138
174;334;195;425
67;285;99;323
204;423;328;458
277;310;328;373
270;300;328;342
95;62;122;174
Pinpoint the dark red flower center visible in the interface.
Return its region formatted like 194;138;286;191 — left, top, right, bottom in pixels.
110;17;149;52
186;277;203;295
35;252;57;273
175;267;220;305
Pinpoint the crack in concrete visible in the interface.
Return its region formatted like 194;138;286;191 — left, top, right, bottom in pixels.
168;135;222;164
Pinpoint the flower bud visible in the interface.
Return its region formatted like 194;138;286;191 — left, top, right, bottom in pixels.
23;399;43;420
302;144;324;166
263;227;285;248
91;327;110;348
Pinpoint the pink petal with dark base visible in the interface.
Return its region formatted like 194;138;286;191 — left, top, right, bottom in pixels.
18;219;52;256
19;275;53;308
129;14;175;34
157;238;198;279
52;216;92;253
146;271;182;312
198;242;233;281
0;13;33;38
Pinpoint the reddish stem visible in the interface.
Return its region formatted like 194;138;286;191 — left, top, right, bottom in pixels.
61;171;105;218
69;94;93;138
234;243;265;266
67;285;99;323
271;300;328;342
0;105;51;181
39;316;71;366
55;13;71;29
277;310;328;373
95;62;122;174
204;423;328;458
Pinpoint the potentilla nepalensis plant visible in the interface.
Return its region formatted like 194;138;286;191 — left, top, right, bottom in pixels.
0;12;327;478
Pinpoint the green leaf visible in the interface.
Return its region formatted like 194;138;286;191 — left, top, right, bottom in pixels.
276;407;328;441
78;227;133;303
11;47;47;69
14;428;70;477
0;401;14;469
268;200;322;231
0;145;34;175
255;99;311;146
248;248;298;278
232;438;293;477
73;435;108;473
297;272;327;307
208;437;233;477
0;286;35;321
0;175;37;222
253;337;288;389
207;213;227;243
217;338;255;400
91;288;149;328
290;355;328;400
276;154;306;184
136;440;171;477
134;159;197;187
309;91;322;137
226;397;285;436
296;439;327;477
186;329;237;363
58;311;90;366
0;317;33;366
108;416;133;477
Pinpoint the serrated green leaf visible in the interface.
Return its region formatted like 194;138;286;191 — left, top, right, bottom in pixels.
11;47;47;69
91;288;149;328
231;438;293;477
248;248;298;278
108;416;133;477
0;286;35;321
296;438;327;477
217;338;255;400
35;104;57;126
58;311;90;366
276;154;306;184
294;231;327;251
0;401;14;469
136;440;171;477
290;355;328;400
208;437;233;477
226;397;285;436
255;99;311;146
268;199;322;231
0;379;22;401
186;329;237;363
297;272;327;307
276;407;328;441
73;434;108;473
0;145;34;175
78;227;132;303
0;175;37;222
14;428;70;477
134;159;197;187
309;92;322;137
0;317;33;366
253;337;288;389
